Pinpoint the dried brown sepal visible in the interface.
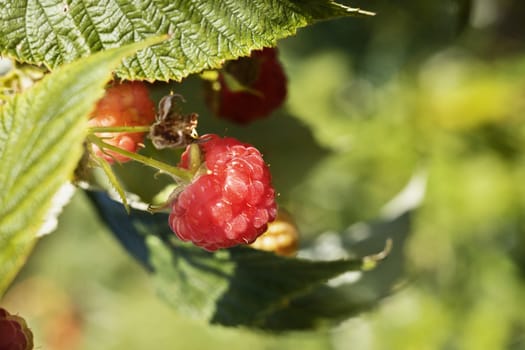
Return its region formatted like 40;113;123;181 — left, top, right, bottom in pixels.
149;94;199;149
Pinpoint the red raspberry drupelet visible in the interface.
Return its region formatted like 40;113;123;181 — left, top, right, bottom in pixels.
169;135;277;251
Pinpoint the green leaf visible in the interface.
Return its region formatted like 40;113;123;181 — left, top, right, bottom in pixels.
147;236;365;326
0;0;372;81
257;213;410;331
87;191;388;330
0;37;162;297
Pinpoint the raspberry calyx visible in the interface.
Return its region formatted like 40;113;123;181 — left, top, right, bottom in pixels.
169;134;277;251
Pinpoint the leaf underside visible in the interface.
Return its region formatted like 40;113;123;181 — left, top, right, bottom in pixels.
0;0;371;81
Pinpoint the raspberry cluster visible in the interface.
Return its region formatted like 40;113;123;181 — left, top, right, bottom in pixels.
169;135;277;251
86;56;284;251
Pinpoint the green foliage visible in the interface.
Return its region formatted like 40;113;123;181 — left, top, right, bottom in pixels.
87;191;391;330
0;0;371;81
0;2;379;325
149;237;364;328
3;0;525;345
0;38;161;296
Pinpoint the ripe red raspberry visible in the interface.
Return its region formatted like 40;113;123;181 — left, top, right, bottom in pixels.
0;308;34;350
88;81;156;163
205;47;287;124
169;134;277;251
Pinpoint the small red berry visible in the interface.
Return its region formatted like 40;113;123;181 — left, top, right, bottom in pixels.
205;47;287;124
169;134;277;251
88;81;156;163
0;308;34;350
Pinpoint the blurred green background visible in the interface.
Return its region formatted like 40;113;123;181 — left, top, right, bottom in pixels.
3;0;525;348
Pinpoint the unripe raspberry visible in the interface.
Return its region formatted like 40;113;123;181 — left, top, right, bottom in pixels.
88;81;156;163
0;308;34;350
169;134;277;251
205;47;287;124
250;210;299;256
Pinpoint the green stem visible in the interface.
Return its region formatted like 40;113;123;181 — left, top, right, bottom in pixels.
89;126;152;134
188;143;202;173
87;135;193;182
